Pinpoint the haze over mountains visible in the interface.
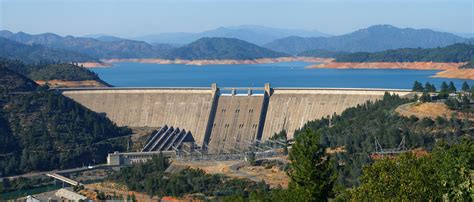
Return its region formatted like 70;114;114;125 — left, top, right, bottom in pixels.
264;25;471;55
0;37;98;63
133;25;330;45
0;30;173;59
1;25;472;62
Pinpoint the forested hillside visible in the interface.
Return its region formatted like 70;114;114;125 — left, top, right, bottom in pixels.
0;58;108;85
0;66;131;176
0;37;98;63
335;43;474;63
163;37;289;60
295;93;473;187
110;154;270;199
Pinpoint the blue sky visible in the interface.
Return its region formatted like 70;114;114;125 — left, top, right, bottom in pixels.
0;0;472;37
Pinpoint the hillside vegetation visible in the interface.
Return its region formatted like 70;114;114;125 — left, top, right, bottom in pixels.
110;154;270;199
0;59;107;85
334;43;474;63
0;37;98;63
163;37;289;60
460;61;474;69
294;93;473;187
0;64;130;176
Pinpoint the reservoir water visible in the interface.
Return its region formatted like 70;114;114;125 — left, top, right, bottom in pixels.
91;62;472;89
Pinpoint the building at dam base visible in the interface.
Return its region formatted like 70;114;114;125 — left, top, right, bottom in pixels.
61;84;411;153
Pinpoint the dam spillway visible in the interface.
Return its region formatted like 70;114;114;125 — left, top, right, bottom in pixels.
61;84;412;153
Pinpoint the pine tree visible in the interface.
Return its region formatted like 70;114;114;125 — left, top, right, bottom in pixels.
439;82;449;98
424;82;436;92
440;82;449;93
461;82;470;92
412;81;424;92
448;81;457;93
419;92;431;103
288;128;336;201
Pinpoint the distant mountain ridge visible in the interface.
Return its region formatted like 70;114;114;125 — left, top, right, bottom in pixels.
135;25;329;45
163;37;289;60
0;30;174;59
0;37;98;63
264;25;470;55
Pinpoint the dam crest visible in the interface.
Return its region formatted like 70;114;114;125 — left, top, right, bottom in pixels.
61;84;412;153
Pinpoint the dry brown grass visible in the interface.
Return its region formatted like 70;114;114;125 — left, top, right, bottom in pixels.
396;102;473;120
171;158;289;188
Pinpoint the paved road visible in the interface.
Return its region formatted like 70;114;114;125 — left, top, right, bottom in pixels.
4;164;121;180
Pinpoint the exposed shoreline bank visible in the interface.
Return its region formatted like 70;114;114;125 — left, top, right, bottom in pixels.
78;62;113;68
307;62;473;80
101;57;333;66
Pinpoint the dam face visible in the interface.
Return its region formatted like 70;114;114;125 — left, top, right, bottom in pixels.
207;94;267;153
262;89;391;140
61;85;411;153
62;88;216;146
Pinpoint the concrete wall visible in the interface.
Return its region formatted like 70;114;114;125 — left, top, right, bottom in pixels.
262;89;411;140
207;94;266;153
62;87;411;152
62;89;214;146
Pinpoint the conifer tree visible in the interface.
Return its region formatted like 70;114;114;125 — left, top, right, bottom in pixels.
448;81;457;93
288;128;336;201
412;81;424;92
461;81;470;92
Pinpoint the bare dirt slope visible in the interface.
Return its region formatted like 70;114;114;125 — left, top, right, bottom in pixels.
396;102;473;120
171;157;289;188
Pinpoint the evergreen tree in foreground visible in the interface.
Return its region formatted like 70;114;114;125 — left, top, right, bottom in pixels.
424;82;436;92
448;81;457;93
412;81;424;92
461;81;470;92
288;128;336;201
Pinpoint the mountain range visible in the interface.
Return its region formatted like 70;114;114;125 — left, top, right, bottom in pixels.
0;37;98;63
133;25;330;45
264;25;471;55
1;25;472;61
0;30;173;59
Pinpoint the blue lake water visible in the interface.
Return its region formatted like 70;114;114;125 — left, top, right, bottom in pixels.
91;62;472;89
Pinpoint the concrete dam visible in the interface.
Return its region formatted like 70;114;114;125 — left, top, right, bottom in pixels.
61;84;411;153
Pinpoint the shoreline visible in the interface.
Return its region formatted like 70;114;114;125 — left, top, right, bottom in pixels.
78;62;113;68
307;61;473;80
79;59;474;80
101;57;333;66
